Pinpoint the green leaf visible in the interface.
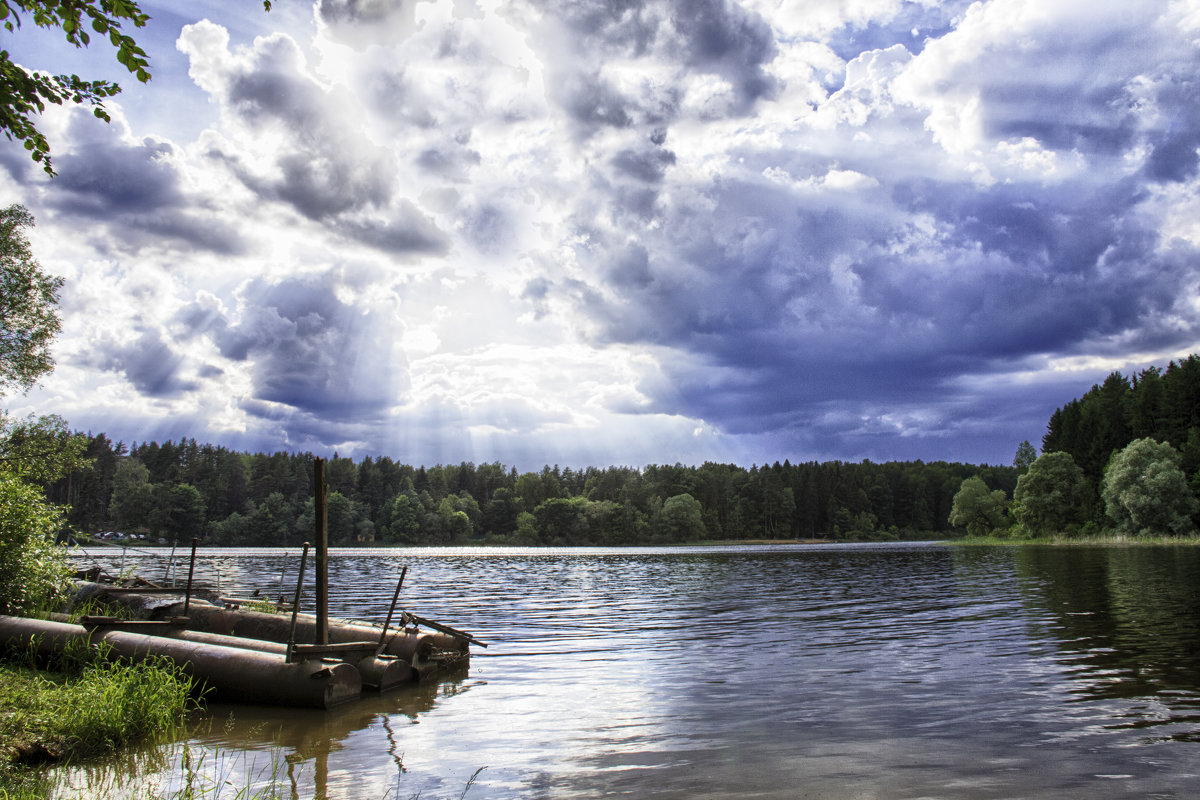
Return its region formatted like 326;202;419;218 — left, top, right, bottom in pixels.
91;18;107;34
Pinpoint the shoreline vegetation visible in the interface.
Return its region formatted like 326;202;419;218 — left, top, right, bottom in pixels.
0;636;196;800
954;533;1200;546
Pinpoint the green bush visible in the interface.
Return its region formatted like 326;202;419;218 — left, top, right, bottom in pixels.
0;471;69;615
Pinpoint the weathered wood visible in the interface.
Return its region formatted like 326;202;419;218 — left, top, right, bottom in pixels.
314;458;329;646
286;542;310;663
291;641;379;659
379;566;407;654
183;537;198;615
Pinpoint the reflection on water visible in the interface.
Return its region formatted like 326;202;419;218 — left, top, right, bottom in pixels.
63;543;1200;799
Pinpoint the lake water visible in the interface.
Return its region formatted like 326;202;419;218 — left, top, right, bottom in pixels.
59;542;1200;799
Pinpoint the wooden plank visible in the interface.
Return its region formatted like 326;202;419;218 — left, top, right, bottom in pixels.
291;641;378;658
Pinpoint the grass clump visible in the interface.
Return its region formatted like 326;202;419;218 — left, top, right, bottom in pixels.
0;639;197;796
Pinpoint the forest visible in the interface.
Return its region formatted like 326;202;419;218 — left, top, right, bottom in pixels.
46;438;1017;547
949;354;1200;539
42;354;1200;547
1042;354;1200;487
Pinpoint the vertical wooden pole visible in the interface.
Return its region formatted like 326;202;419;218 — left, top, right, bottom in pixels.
314;457;329;645
183;537;198;616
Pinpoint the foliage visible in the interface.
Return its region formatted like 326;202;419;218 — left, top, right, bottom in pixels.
0;648;195;778
654;493;706;541
0;411;87;483
0;468;68;613
1011;452;1088;536
1013;440;1037;472
0;205;61;393
1044;356;1200;484
108;455;153;532
1101;438;1198;537
48;437;1020;546
149;482;206;542
0;0;271;175
948;476;1007;537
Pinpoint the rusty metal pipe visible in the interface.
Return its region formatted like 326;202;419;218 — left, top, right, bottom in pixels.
0;615;361;709
69;581;470;669
154;628;413;691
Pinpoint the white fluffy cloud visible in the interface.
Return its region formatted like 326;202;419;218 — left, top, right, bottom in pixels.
5;0;1200;469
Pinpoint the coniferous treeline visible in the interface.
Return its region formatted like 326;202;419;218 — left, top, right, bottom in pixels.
45;436;1017;546
1043;354;1200;490
943;353;1200;540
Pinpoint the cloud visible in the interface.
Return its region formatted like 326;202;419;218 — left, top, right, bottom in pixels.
192;272;410;419
20;108;246;255
177;20;449;256
85;328;199;398
7;0;1200;470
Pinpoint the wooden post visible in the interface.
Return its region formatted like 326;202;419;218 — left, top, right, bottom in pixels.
314;458;329;645
183;537;198;616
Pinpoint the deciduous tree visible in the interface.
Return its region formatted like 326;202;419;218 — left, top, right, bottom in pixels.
948;476;1007;537
1011;452;1087;536
1102;438;1198;537
0;204;61;392
1;0;270;174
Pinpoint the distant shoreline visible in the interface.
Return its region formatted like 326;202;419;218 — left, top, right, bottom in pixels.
953;534;1200;546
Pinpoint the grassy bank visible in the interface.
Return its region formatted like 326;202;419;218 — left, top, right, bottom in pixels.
0;642;195;799
954;533;1200;546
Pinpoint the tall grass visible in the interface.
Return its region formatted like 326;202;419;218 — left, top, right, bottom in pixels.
0;639;197;799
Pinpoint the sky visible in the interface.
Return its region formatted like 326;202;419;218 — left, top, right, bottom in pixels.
3;0;1200;472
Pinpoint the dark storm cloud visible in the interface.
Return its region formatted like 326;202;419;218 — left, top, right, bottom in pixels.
217;43;395;220
36;113;244;254
606;242;653;290
88;329;198;398
1143;79;1200;183
331;204;451;255
537;135;1200;453
502;2;1200;465
0;145;34;182
611;145;676;183
667;0;777;106
540;0;775;138
556;71;636;132
235;152;391;220
197;273;407;418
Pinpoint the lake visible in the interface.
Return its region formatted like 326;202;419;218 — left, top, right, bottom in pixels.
59;542;1200;799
